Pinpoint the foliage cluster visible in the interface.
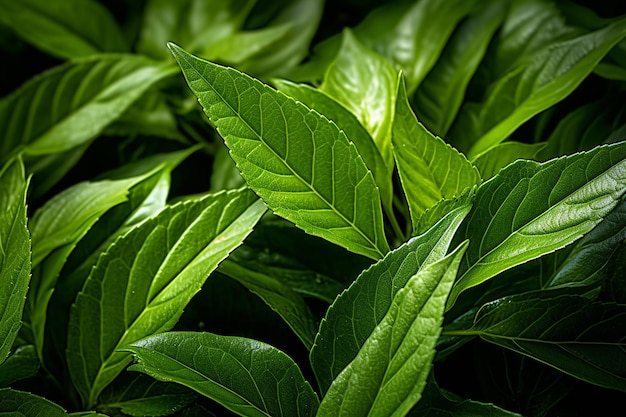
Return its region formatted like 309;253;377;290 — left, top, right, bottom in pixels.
1;0;626;416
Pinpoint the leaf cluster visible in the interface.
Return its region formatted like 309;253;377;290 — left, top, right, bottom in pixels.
1;0;625;416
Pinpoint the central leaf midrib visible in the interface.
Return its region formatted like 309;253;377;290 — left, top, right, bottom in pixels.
182;54;383;257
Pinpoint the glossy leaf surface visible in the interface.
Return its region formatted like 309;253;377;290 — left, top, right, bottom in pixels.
125;331;319;417
67;189;266;407
170;44;389;260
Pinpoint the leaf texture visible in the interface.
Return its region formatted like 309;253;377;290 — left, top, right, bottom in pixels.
0;388;68;416
448;141;626;308
67;189;266;407
0;157;30;364
124;332;319;417
310;204;470;394
169;43;389;260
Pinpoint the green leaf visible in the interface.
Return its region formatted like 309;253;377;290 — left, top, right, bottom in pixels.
392;76;481;232
0;345;39;387
0;55;176;194
0;157;30;365
98;373;195;417
413;0;507;137
124;331;319;417
0;388;68;416
317;242;467;417
137;0;254;60
448;141;626;308
0;0;127;59
273;79;393;217
458;293;626;392
320;29;397;172
473;141;547;180
311;204;471;394
209;142;246;191
169;43;389;260
465;17;626;158
218;256;319;349
66;189;266;408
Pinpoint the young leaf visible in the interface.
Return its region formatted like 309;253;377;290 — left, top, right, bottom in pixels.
457;293;626;392
273;79;393;217
317;242;467;417
0;388;68;416
0;0;127;59
124;331;319;417
392;75;480;232
321;29;397;172
218;257;319;349
0;55;176;187
413;0;507;137
311;204;471;394
465;17;626;158
66;189;266;407
448;141;626;308
169;43;389;260
0;157;30;364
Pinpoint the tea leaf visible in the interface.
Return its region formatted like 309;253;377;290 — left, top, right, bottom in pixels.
0;388;67;416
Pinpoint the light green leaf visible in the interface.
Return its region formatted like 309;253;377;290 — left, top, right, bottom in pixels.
0;157;30;365
413;0;507;137
392;76;480;232
448;141;626;308
137;0;254;60
0;55;176;191
67;189;266;407
0;345;39;387
321;29;397;172
273;79;393;217
317;242;467;417
218;257;319;349
206;24;292;65
473;141;547;180
98;373;195;417
124;331;319;417
456;293;626;392
311;204;470;394
465;17;626;159
0;0;127;59
0;388;68;416
169;43;389;260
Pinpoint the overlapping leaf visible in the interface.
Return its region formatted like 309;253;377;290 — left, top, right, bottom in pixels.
0;388;68;416
458;293;626;391
0;157;30;364
317;242;467;417
67;189;266;407
0;0;127;59
170;44;389;260
124;332;319;417
448;141;626;308
392;76;480;232
311;204;470;394
473;141;546;180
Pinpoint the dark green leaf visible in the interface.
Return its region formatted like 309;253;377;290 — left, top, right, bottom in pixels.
169;43;389;260
0;0;127;59
448;141;626;308
0;345;39;387
209;142;246;192
124;331;319;417
98;373;195;417
311;204;470;394
317;242;467;417
67;189;266;407
393;76;480;232
0;388;67;416
414;0;507;137
473;141;546;180
458;293;626;391
0;157;30;364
